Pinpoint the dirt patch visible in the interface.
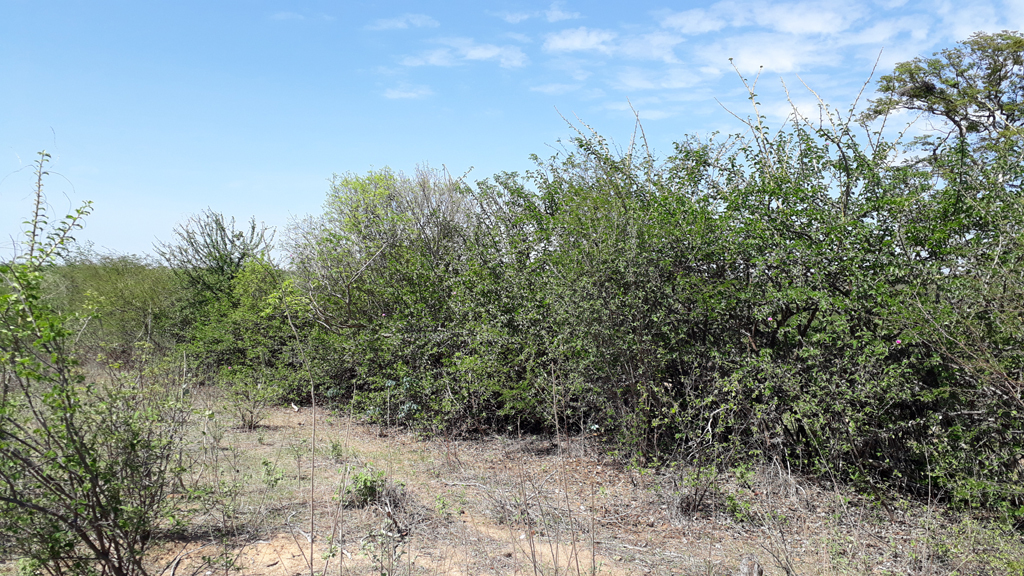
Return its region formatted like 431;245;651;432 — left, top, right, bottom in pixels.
7;392;1016;576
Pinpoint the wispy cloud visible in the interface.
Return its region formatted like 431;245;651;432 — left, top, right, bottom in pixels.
544;27;617;54
840;16;929;45
618;32;684;62
546;2;581;22
367;13;439;31
270;12;304;21
498;11;532;24
505;32;532;43
384;84;433;99
660;8;726;34
753;1;865;35
543;28;682;62
614;69;659;90
402;39;528;68
530;83;581;94
661;0;866;35
700;32;842;74
603;100;677;120
401;49;455;67
935;0;1004;40
613;67;703;91
491;4;579;24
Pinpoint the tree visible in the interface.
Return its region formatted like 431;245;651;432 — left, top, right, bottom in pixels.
288;165;472;333
862;33;1024;508
863;30;1024;150
155;209;274;303
155;210;274;357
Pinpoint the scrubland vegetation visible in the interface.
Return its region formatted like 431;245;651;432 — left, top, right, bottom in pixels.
2;31;1024;575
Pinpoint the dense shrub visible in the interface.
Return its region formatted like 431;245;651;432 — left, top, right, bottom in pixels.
1;153;191;576
287;96;1023;512
42;246;181;361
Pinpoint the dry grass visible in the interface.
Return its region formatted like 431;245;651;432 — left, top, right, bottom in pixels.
2;386;1021;576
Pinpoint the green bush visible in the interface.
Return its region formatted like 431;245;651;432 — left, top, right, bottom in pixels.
286;83;1023;513
0;153;192;576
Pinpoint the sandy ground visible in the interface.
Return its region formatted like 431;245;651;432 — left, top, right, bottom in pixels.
3;398;982;576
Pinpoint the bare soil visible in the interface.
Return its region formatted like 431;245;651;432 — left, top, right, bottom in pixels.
4;393;1018;576
140;397;1005;576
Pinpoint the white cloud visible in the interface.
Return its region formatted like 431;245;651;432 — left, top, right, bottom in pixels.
270;12;304;20
635;109;676;120
548;57;593;81
544;27;617;54
840;16;929;45
499;11;532;24
615;69;658;90
401;49;456;67
614;67;703;91
753;1;864;35
662;0;867;36
602;99;677;119
443;38;529;68
505;32;532;43
759;97;828;124
402;39;528;68
661;8;727;34
530;83;582;94
702;33;841;74
367;13;439;31
546;2;581;22
662;68;703;88
618;31;684;62
935;0;1004;41
384;85;433;99
1007;0;1024;28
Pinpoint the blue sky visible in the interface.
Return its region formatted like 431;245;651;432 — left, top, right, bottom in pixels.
3;0;1022;257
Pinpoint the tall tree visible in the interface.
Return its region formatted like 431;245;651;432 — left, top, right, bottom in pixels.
155;209;274;302
863;30;1024;152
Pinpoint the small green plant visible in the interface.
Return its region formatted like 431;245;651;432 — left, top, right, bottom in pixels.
671;465;720;517
16;557;42;576
219;364;284;430
732;463;755;489
287;438;308;475
434;491;465;519
726;493;754;523
347;467;388;507
328;439;354;463
261;458;284;489
361;522;407;576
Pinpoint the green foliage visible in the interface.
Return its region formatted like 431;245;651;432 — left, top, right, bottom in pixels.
0;153;191;576
725;493;754;523
345;466;390;507
177;255;317;405
260;459;284;489
155;208;274;303
864;30;1024;143
43;246;181;359
218;364;285;430
284;42;1024;514
155;209;276;366
328;440;354;463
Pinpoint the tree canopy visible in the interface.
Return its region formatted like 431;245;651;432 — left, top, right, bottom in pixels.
864;30;1024;146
